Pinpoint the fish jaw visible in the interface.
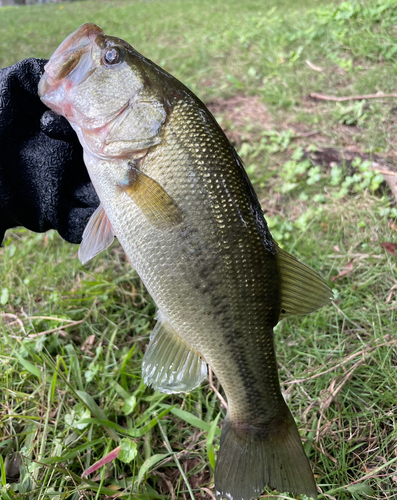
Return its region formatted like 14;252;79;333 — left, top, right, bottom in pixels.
40;23;103;83
38;23;103;119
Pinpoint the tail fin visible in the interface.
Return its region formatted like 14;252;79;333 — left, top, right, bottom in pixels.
214;414;317;500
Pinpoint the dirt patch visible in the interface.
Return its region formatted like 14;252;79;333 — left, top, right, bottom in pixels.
206;94;328;149
207;95;273;146
305;147;397;203
208;93;397;161
206;94;397;202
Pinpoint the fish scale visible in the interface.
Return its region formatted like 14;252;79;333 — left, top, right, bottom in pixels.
39;23;332;500
141;99;281;403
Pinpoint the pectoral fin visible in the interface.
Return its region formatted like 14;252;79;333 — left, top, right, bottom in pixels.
142;312;207;394
78;204;115;264
276;245;332;318
119;164;183;230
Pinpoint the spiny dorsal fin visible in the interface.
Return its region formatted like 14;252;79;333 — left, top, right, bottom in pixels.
276;245;332;319
78;204;115;264
119;164;183;230
142;311;207;394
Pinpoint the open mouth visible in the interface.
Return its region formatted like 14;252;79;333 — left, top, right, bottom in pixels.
38;23;104;100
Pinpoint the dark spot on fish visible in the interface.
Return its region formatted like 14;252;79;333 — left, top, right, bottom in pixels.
210;297;230;319
199;266;213;280
179;226;199;239
213;306;228;318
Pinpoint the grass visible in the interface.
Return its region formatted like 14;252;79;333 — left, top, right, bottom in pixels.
1;0;397;499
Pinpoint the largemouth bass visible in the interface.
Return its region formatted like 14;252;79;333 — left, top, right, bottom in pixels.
38;23;332;500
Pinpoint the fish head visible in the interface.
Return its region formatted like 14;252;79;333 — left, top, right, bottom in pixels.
38;23;168;158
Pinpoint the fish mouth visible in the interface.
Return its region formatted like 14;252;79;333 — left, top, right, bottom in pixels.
38;23;104;112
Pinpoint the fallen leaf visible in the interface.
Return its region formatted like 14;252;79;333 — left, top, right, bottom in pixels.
81;334;96;353
331;260;354;281
389;220;397;231
82;446;121;477
380;242;397;255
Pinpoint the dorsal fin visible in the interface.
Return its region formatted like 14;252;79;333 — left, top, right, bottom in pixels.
276;245;332;319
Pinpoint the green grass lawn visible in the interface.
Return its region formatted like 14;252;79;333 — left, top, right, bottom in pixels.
1;0;397;499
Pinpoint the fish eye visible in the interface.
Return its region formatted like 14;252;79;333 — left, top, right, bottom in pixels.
102;47;123;66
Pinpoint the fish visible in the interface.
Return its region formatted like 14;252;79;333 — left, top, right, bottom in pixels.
38;23;332;500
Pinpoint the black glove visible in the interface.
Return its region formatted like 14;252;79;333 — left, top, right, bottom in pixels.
0;58;99;245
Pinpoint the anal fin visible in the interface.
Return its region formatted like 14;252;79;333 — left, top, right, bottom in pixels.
142;312;207;394
78;204;115;264
276;244;333;319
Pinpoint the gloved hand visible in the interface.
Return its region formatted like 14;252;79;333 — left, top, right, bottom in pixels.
0;58;99;245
